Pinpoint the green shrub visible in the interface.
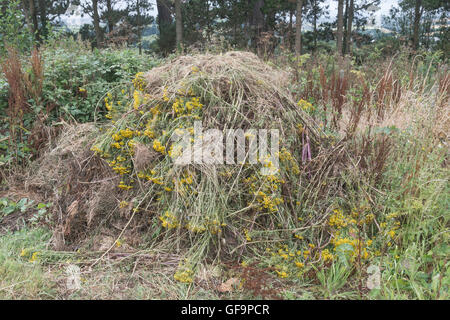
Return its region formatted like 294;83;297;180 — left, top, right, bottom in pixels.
39;40;161;123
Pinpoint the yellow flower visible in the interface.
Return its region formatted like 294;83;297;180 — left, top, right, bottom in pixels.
153;139;166;154
276;270;288;278
174;266;194;283
133;90;141;110
29;251;39;262
244;229;252;242
118;181;133;190
159;211;179;229
297;99;315;112
133;72;146;91
321;249;334;262
119;201;129;208
119;128;134;139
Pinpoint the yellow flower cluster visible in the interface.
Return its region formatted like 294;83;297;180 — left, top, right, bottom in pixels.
119;200;129;208
93;73;212;230
172;96;203;116
153;139;166;154
254;191;284;213
133;72;146;91
276;270;289;278
105;93;113;111
112;165;130;175
321;249;334;262
118;181;133;190
119;128;134;139
174;264;194;283
328;208;350;229
331;237;372;261
297;99;315;112
159;211;179;229
163;86;170;102
29;251;40;263
268;244;311;279
180;173;194;185
245;172;285;214
133;90;141;110
278;148;300;175
244;229;252;242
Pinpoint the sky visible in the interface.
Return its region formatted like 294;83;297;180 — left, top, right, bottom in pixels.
325;0;398;16
323;0;399;26
62;0;400;29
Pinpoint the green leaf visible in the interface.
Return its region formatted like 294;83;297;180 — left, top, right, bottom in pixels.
17;198;28;207
37;203;47;209
0;198;8;207
3;206;16;215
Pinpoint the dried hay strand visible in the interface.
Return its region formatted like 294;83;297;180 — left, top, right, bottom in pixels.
24;123;121;248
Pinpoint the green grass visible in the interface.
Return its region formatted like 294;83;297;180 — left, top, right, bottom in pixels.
0;227;56;298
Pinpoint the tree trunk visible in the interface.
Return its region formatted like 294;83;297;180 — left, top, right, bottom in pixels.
295;0;303;55
336;0;344;56
251;0;264;40
92;0;103;48
136;0;142;54
106;0;114;32
175;0;182;51
313;0;318;51
343;0;348;54
413;0;422;50
265;7;276;33
37;0;47;40
21;0;32;33
345;0;354;55
156;0;172;33
289;8;293;34
28;0;39;42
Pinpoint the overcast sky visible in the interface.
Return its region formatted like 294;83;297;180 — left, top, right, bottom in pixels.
321;0;399;26
63;0;400;28
325;0;398;15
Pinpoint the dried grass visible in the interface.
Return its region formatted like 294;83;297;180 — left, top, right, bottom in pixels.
24;123;120;248
143;51;321;140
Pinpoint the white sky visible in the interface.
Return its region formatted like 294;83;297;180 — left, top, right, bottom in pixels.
323;0;399;25
62;0;399;28
325;0;398;15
